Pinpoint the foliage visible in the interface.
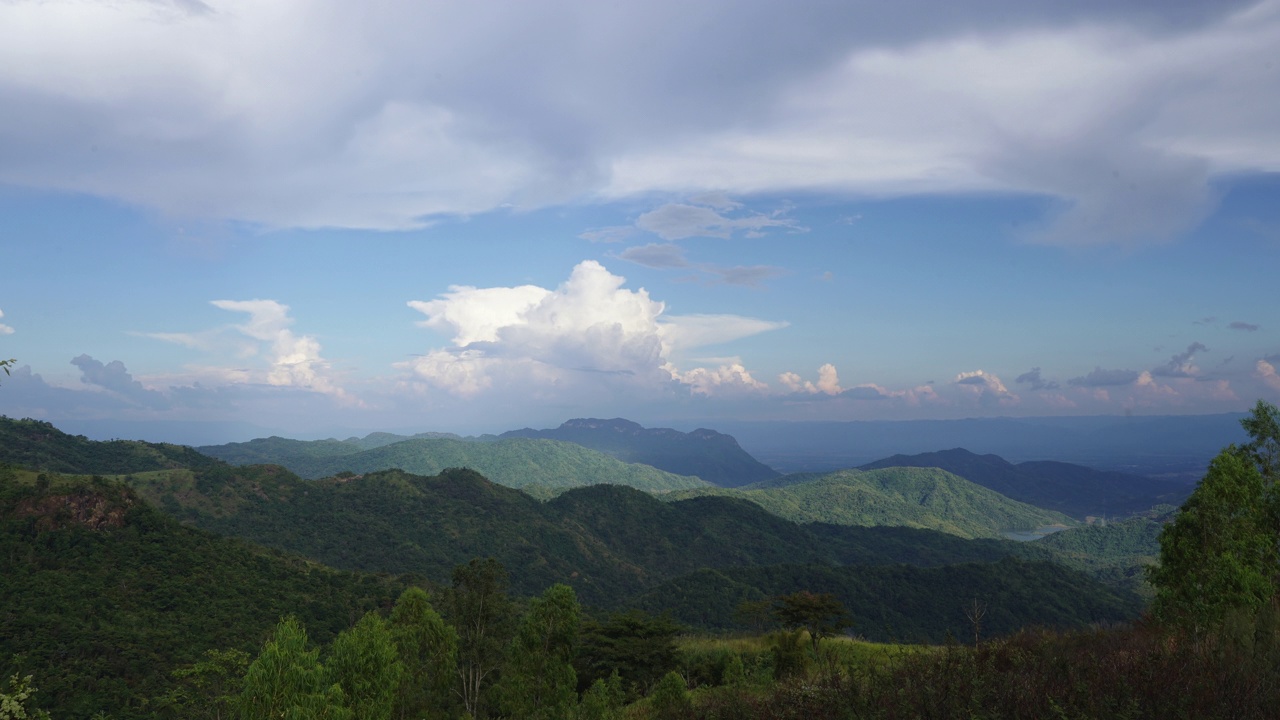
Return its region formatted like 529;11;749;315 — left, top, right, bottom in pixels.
666;466;1073;539
0;673;52;720
326;612;402;720
0;473;405;719
771;592;852;655
0;359;13;384
497;584;581;720
152;649;250;720
238;616;352;720
388;587;457;720
647;671;692;720
447;558;515;718
575;611;682;697
633;558;1143;642
574;671;624;720
0;416;218;475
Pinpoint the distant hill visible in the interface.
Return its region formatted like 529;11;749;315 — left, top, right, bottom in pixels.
1032;506;1173;597
500;418;778;487
0;469;407;720
859;448;1191;520
705;414;1247;475
198;435;709;494
666;466;1072;539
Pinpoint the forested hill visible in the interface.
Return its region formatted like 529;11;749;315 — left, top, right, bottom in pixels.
665;466;1073;539
499;417;779;487
0;416;218;474
859;448;1192;519
197;435;708;494
123;464;1056;607
0;469;408;719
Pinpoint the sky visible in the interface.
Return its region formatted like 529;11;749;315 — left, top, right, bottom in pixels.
1;0;1278;440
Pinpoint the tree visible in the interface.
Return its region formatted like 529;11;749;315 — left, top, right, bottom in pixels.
153;649;250;720
447;558;515;718
771;591;852;655
497;583;581;720
388;587;457;720
326;612;402;720
647;671;692;720
238;616;352;720
1150;401;1280;630
0;359;12;385
0;673;52;720
575;610;681;697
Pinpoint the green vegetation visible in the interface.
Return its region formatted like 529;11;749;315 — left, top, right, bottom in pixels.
199;434;710;493
861;447;1193;519
667;466;1073;538
0;471;409;719
0;416;218;475
500;417;780;487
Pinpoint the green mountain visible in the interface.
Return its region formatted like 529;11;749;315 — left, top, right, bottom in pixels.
0;416;218;474
1032;506;1173;597
499;417;779;487
633;557;1143;643
198;435;708;494
666;466;1073;539
859;448;1192;519
0;469;408;720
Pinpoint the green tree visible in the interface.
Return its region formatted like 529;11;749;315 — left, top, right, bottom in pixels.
575;610;681;697
1151;401;1280;630
447;558;515;718
771;591;852;655
574;671;623;720
497;583;581;720
647;671;691;720
327;612;402;720
389;587;457;720
153;649;250;720
238;616;352;720
0;359;12;385
0;673;52;720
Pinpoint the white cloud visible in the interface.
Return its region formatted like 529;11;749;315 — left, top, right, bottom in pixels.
3;1;1274;244
779;363;843;396
1259;359;1280;392
146;299;348;398
404;260;784;398
954;369;1020;406
0;308;12;335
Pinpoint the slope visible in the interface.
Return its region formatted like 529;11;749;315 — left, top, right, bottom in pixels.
198;435;709;493
500;417;779;487
0;416;217;474
860;448;1190;519
0;469;408;720
667;467;1072;539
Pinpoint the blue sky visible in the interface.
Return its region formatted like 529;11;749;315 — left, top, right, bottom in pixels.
1;0;1278;439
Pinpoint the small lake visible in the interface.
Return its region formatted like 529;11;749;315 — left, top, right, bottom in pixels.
1001;524;1071;542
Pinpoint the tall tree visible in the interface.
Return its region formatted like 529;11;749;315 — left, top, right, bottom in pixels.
497;583;581;720
238;616;352;720
389;587;457;720
772;591;852;655
326;612;402;720
1151;401;1280;629
447;558;515;718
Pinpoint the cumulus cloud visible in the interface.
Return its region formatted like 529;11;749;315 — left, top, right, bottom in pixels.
1259;360;1280;392
1153;341;1208;377
404;260;785;398
1015;366;1059;391
0;308;12;335
954;369;1019;406
1068;366;1141;387
1229;321;1260;331
4;1;1270;243
71;354;169;408
779;364;844;396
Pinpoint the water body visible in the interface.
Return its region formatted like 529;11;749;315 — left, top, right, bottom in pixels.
1002;524;1071;542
